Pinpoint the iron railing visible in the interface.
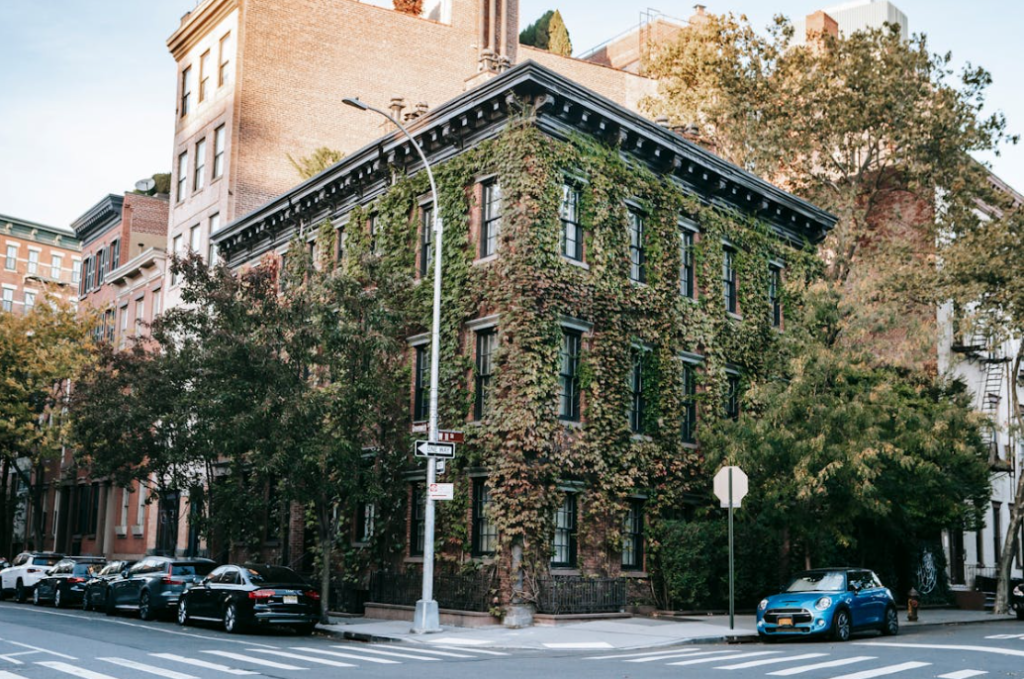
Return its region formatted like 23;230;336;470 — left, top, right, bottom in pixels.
536;577;627;615
368;569;496;613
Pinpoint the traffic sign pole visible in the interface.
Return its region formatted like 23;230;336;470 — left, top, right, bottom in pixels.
729;468;734;631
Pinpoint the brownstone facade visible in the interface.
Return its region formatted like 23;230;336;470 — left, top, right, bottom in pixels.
0;214;80;316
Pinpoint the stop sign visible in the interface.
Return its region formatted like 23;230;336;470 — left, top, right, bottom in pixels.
713;466;748;508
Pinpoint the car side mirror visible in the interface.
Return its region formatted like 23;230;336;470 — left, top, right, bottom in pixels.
45;568;54;576
121;569;130;578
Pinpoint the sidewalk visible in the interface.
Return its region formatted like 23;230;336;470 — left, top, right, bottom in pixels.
318;609;1016;651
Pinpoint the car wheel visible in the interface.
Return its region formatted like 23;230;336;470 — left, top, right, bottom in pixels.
32;588;40;606
881;605;899;636
830;608;851;642
15;581;27;604
54;588;66;609
294;623;316;636
223;602;239;633
139;592;155;621
177;599;190;627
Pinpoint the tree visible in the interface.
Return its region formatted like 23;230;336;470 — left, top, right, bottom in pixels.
547;10;572;57
519;10;554;50
288;147;345;181
0;293;94;552
941;205;1024;613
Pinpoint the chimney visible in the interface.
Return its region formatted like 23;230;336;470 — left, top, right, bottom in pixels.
689;4;709;26
805;10;839;43
389;97;407;121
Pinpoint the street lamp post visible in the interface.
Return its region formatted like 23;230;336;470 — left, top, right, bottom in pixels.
343;97;443;634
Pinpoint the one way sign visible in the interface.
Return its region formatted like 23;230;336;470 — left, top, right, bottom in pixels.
414;440;456;458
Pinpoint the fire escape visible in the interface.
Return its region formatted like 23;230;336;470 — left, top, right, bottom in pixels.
953;317;1012;470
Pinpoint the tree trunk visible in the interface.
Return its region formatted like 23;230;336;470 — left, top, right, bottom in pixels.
994;344;1024;614
315;499;334;624
32;461;45;550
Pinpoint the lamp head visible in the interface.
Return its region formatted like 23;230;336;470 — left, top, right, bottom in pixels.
343;97;368;111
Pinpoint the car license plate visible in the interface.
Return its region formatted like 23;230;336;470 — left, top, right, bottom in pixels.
284;595;298;604
778;617;793;627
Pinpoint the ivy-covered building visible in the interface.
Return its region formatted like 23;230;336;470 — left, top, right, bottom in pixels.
213;61;835;618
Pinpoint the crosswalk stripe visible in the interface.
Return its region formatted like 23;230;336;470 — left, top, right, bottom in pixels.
301;646;439;661
0;671;23;679
668;651;781;667
98;657;199;679
714;653;829;670
826;661;931;679
247;649;355;668
380;646;476;658
769;656;878;676
287;647;399;664
627;650;737;663
150;653;259;675
431;645;507;656
35;662;119;679
858;642;1024;658
938;672;987;679
586;648;705;660
983;634;1020;639
201;651;308;671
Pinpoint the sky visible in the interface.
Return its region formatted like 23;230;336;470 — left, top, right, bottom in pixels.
0;0;1020;229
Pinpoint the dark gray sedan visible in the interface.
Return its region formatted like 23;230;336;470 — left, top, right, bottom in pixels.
105;556;216;620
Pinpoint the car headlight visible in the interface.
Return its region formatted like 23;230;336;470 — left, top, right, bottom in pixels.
1014;585;1022;596
758;598;768;611
815;596;832;611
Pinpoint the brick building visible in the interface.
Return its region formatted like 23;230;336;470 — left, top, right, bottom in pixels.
0;214;80;316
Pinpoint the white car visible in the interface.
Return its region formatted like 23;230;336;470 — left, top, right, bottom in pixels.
1;552;64;603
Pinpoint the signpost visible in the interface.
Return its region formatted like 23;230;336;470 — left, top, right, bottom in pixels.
713;466;749;630
414;441;456;459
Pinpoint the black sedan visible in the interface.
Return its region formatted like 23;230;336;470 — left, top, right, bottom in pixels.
33;557;106;608
1011;581;1024;620
177;564;320;634
82;560;135;611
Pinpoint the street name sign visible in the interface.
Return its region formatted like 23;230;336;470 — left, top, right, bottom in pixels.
436;430;465;444
428;483;454;501
414;440;456;458
714;466;748;508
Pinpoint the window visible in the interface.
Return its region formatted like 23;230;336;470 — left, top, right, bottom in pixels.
628;348;647;434
475;329;497;420
190;224;201;253
420;204;434;277
680;230;695;298
151;289;161;322
110;239;120;272
723;248;737;314
84;257;94;293
682;362;697;444
50;255;62;280
551;493;577;567
471;479;497;556
355;502;375;543
199;50;211;102
770;265;782;328
96;248;106;285
171;235;183;285
413;345;429;422
72;259;81;285
218;32;232;87
621;499;644;570
135;297;145;335
213;125;226;179
725;372;741;421
194;139;207;191
23;291;35;313
335;227;346;263
2;288;14;312
628;208;645;283
104;308;115;343
180;66;192;116
118;305;129;342
177;152;188;202
559;330;581;421
560;184;583;261
27;250;38;275
135;483;147;529
368;214;378;255
209;214;220;265
410;484;426;556
481;180;502;258
5;245;16;270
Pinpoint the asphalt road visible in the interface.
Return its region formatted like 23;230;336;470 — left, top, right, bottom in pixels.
0;600;1020;678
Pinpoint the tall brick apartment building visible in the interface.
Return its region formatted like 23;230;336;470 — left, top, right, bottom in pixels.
0;214;80;315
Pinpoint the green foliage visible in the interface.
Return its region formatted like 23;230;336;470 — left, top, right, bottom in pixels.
288;147;345;181
547;10;572;57
519;10;555;50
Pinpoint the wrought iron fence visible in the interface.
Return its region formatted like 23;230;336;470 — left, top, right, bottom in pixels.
536;577;627;615
368;569;497;613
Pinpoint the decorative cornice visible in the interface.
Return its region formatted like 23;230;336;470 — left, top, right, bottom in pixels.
71;194;124;245
213;60;837;267
0;213;79;249
166;0;238;60
107;247;166;287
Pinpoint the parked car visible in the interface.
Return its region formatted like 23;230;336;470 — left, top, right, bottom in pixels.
82;560;135;612
177;563;320;634
0;552;64;603
1011;582;1024;620
106;556;216;620
756;568;899;641
33;557;106;608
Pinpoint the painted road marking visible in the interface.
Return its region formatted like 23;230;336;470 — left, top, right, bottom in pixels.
826;661;931;679
381;646;476;658
858;642;1024;658
202;651;308;671
0;671;23;678
150;653;259;675
431;645;508;655
938;671;988;679
247;649;355;668
627;650;737;663
287;647;400;665
768;656;878;676
313;646;440;661
35;662;119;679
426;637;493;646
98;657;199;679
714;653;829;670
586;648;706;660
668;651;780;667
0;638;77;660
543;642;614;649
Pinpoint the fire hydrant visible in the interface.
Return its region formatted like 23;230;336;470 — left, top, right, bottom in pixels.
907;588;920;622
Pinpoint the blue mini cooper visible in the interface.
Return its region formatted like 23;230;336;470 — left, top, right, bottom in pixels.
756;568;899;641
